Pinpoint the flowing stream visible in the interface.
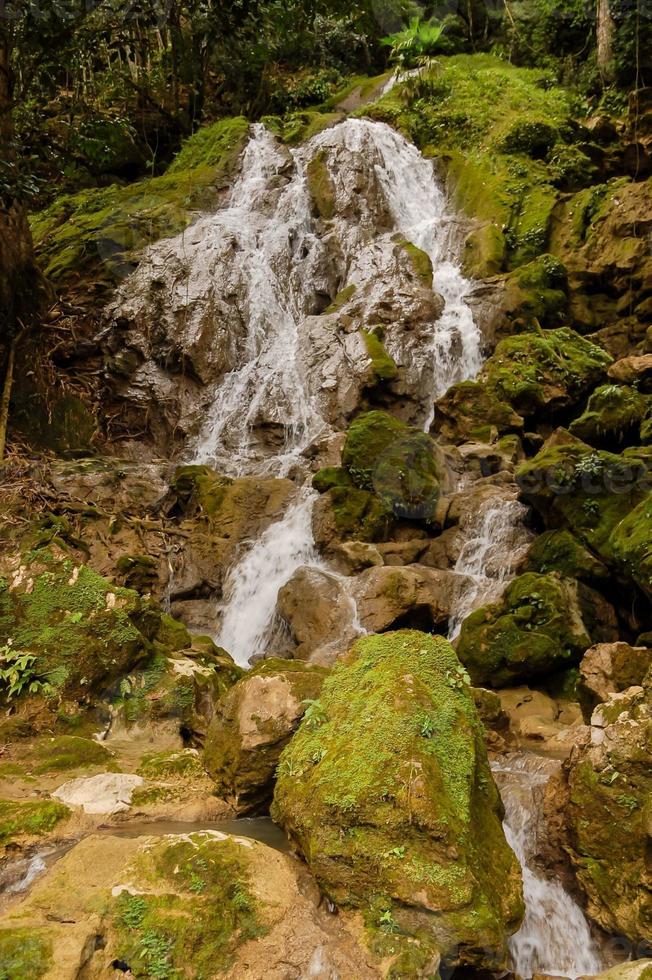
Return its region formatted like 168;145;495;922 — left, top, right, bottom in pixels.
493;753;604;979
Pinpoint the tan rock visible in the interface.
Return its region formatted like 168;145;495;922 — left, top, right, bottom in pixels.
351;563;472;634
578;642;652;721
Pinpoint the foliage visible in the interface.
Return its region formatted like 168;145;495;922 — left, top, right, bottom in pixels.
381;17;447;69
0;646;53;701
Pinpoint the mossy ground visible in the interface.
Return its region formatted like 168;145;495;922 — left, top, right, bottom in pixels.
0;800;69;847
109;834;266;978
0;928;52;980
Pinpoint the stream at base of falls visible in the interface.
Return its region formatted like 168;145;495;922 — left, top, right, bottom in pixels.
493;752;605;979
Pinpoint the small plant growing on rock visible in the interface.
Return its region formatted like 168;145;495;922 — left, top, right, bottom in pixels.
0;646;54;701
302;698;327;729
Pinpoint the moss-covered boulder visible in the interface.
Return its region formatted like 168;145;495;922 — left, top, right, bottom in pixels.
432;379;524;444
526;529;609;585
0;549;162;699
610;492;652;600
563;682;652;942
203;659;326;813
456;572;612;687
342;410;445;522
570;384;650;447
0;799;70;851
483;328;611;418
272;631;523;968
517;429;652;571
312;466;394;546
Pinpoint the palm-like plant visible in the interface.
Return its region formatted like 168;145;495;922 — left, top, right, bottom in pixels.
381;17;447;70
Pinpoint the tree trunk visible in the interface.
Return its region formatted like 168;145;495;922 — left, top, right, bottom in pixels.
596;0;615;82
0;13;40;342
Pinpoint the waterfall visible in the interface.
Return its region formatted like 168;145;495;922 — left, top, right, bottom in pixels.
172;118;483;666
448;493;532;638
492;753;604;979
217;492;322;667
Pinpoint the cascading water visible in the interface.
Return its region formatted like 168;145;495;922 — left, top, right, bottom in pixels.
448;492;533;638
183;118;484;665
492;753;604;979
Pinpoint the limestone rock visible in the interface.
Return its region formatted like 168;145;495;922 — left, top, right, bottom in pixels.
272;631;524;968
608;354;652;391
203;659;326;812
456;572;614;687
351;563;472;635
52;772;144;814
0;831;378;980
578;642;652;721
277;566;360;662
562;681;652;942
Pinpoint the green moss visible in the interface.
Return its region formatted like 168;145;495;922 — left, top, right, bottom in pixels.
610;493;652;600
259;109;342;145
30;117;249;285
110;834;266;977
0;551;160;697
456;572;594;687
526;529;608;583
517;435;652;567
0;800;69;846
155;613;191;652
115;554;158;592
137;749;206;780
171;465;233;517
32;735;113;773
272;631;523;962
484;328;611;417
323;283;356;314
570;384;650;447
313;466;394;542
395;236;433;287
306;149;335;219
433;378;523;444
364;55;578;269
0;929;52;980
361;329;398;382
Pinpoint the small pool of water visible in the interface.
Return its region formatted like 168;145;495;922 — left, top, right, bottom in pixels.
99;816;291;852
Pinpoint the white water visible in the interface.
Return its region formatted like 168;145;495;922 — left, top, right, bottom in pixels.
217;492;322;666
493;754;603;979
197;118;482;664
448;493;532;638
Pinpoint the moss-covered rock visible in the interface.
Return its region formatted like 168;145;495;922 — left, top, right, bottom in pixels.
204;658;326;813
456;572;609;687
30;735;113;774
342;411;443;523
570;384;650;447
361;329;398;382
0;799;69;848
484;328;611;418
432;378;524;444
312;467;395;546
306;148;336;219
526;529;609;585
563;683;652;942
0;549;162;699
517;429;652;571
610;492;652;600
31;116;249;287
272;631;523;967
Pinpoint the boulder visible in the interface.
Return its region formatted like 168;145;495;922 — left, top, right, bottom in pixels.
526;528;609;585
570;384;650;447
456;572;614;687
578;642;652;721
277;566;360;662
52;772;144;814
351;564;472;635
0;548;162;699
272;631;524;969
562;682;652;942
0;831;378;979
608;354;652;391
203;659;326;812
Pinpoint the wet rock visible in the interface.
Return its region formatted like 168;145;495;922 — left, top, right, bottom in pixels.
569;384;650;447
0;831;378;979
272;630;524;968
608;354;652;391
52;772;144;814
578;642;652;721
561;681;652;942
277;567;359;662
203;659;326;813
351;563;472;635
